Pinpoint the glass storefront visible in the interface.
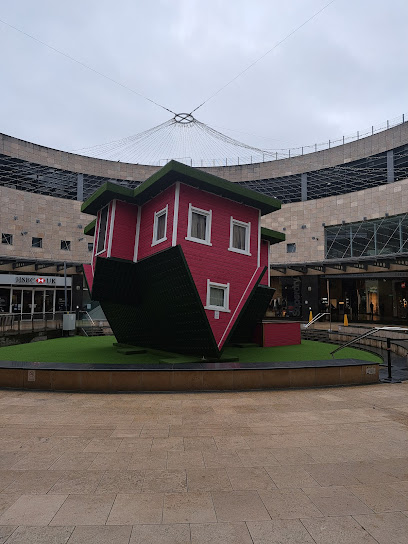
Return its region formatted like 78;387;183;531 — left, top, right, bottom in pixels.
1;286;72;319
320;276;408;323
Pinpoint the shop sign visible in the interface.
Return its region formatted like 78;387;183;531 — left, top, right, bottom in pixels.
0;274;72;287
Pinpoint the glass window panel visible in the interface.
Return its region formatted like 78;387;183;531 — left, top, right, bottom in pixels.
376;218;400;255
325;226;351;259
11;290;22;313
401;217;408;252
44;290;54;313
209;287;225;307
0;288;10;312
33;290;44;318
351;223;375;257
156;212;166;240
1;233;13;245
32;237;42;248
22;289;32;318
97;206;108;253
191;212;207;240
287;243;296;253
232;224;247;250
61;240;71;251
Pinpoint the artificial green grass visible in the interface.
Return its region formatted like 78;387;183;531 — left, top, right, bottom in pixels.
0;336;382;365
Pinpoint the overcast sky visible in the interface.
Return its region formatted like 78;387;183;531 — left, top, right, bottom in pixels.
1;0;407;160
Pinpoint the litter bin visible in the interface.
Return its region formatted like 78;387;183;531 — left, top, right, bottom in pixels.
63;312;76;336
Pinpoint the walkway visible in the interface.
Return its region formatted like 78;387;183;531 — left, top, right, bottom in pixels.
0;384;407;543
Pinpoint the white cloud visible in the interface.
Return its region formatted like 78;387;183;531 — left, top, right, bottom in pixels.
0;0;407;160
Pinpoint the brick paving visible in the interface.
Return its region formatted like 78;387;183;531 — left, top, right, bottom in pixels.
0;383;407;543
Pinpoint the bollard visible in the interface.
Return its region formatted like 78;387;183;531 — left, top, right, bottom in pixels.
343;314;348;327
387;338;392;381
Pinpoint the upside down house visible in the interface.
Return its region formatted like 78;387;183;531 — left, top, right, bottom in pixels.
82;161;285;358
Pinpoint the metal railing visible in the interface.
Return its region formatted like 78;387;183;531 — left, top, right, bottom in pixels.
0;313;63;334
304;312;330;329
330;326;408;381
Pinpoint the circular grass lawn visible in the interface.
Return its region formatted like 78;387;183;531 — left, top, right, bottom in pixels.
0;336;382;365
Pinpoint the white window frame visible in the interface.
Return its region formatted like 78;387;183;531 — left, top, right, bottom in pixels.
152;205;168;246
95;205;109;256
205;280;230;313
228;217;251;256
185;204;212;246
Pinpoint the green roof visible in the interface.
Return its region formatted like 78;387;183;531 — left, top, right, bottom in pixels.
261;227;286;244
84;218;96;236
81;160;281;216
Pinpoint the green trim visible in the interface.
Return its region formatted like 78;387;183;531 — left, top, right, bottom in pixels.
81;160;282;216
84;218;96;236
81;182;134;215
261;226;285;244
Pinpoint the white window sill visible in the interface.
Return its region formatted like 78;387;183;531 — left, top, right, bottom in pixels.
204;305;230;313
228;246;251;256
151;237;167;247
185;236;212;246
95;249;106;256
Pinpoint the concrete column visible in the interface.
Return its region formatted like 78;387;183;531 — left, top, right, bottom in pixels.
387;150;394;183
301;173;308;201
77;173;84;201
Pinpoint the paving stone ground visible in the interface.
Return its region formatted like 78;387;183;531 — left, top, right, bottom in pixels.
0;382;407;543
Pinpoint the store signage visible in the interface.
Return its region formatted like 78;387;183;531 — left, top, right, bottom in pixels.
0;274;72;287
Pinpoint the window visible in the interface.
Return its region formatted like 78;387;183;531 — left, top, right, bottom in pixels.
152;206;168;246
205;280;230;312
96;205;108;254
61;240;71;251
186;205;212;245
88;242;94;252
32;237;42;248
325;214;408;260
1;233;13;245
287;243;296;253
229;218;251;255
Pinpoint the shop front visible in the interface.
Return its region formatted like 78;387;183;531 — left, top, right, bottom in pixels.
321;271;408;323
0;274;73;320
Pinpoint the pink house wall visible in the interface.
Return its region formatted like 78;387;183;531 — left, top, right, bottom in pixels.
137;185;176;260
110;201;139;261
89;181;273;351
177;183;263;349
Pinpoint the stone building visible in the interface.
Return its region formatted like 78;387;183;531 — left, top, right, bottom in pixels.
1;118;408;322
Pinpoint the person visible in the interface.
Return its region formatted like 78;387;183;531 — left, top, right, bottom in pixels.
370;302;374;320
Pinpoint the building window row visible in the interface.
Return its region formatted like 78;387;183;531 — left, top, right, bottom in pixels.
325;213;408;259
1;234;92;252
150;203;251;254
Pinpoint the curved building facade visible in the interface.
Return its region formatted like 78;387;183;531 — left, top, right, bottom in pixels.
1;120;408;322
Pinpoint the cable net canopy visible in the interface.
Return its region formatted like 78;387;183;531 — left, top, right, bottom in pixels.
76;115;275;167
